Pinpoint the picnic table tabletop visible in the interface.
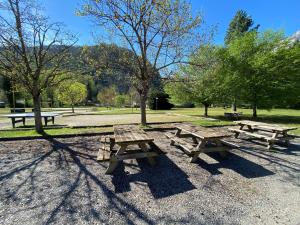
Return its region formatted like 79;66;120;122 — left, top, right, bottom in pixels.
234;120;297;132
175;123;232;140
113;125;154;144
3;112;60;118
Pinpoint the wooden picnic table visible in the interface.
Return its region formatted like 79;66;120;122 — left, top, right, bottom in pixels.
165;124;235;162
3;112;59;128
97;125;165;174
230;120;297;150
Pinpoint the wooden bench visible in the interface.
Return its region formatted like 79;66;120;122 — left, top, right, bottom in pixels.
166;124;233;162
97;135;115;161
98;125;165;174
224;112;242;120
231;120;297;150
165;132;197;156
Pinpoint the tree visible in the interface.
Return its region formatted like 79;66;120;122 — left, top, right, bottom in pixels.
115;94;129;107
97;86;117;108
225;10;258;45
224;30;297;118
56;81;87;113
165;45;220;116
0;0;76;133
79;0;204;125
148;89;173;110
224;10;259;111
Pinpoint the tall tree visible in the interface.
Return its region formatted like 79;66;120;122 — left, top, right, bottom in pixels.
224;10;258;111
225;10;258;45
225;30;295;118
165;45;220;116
79;0;204;125
0;0;76;133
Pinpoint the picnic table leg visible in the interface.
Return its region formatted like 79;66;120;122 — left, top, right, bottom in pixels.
11;118;15;128
175;128;182;137
105;145;127;174
139;143;156;166
215;139;228;157
22;117;25;126
267;132;279;150
109;138;115;151
235;124;245;138
282;131;290;146
246;125;253;132
190;140;206;163
52;116;55;125
44;117;48;126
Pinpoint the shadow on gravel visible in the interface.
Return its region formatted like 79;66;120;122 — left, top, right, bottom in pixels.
196;152;275;178
1;138;156;225
111;155;196;199
45;138;156;225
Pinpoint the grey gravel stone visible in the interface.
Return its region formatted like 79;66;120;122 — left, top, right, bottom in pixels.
0;131;299;225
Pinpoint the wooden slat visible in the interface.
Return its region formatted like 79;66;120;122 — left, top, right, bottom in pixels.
234;120;297;132
229;128;277;141
113;125;154;144
175;123;232;139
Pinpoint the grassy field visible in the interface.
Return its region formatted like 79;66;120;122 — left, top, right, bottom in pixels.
0;107;299;137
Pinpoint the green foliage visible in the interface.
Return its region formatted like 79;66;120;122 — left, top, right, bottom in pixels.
219;30;300;116
97;86;117;107
115;94;130;107
56;81;87;112
225;10;258;45
148;90;174;110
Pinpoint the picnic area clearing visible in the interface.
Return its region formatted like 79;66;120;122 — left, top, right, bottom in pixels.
0;129;299;225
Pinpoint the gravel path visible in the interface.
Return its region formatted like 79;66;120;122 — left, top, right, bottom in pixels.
0;131;300;225
0;114;192;129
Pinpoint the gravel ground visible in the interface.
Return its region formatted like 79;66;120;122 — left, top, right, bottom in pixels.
0;130;300;225
0;114;193;129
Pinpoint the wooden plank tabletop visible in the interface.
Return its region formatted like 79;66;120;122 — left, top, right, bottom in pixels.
113;125;154;144
175;124;232;140
234;120;297;132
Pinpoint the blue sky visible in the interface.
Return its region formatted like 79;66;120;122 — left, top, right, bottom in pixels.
43;0;300;45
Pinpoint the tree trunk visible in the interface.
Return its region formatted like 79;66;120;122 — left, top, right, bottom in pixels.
33;94;43;134
204;103;209;117
252;104;257;118
71;104;74;113
232;99;237;112
140;93;147;126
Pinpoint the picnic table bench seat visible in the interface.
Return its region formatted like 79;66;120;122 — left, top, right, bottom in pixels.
97;125;165;174
165;132;197;156
231;120;297;150
166;124;235;162
97;135;115;161
224;112;242;120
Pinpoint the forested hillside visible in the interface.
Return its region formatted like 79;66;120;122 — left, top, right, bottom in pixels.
0;43;162;107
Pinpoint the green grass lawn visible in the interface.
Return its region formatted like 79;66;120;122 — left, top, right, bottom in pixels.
0;107;299;137
0;127;113;138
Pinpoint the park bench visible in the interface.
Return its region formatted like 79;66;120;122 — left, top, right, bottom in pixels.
97;125;166;174
224;112;242;120
230;120;297;150
3;112;59;128
9;108;26;127
165;124;234;162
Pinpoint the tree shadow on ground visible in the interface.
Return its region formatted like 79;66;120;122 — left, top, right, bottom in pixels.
0;137;157;225
195;151;274;178
111;155;196;198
